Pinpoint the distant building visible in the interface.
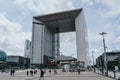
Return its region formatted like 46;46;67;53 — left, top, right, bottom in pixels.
6;55;30;69
56;55;77;68
96;55;104;68
96;51;120;69
0;50;7;65
106;52;120;62
56;55;77;62
0;50;7;70
0;50;7;62
56;55;85;71
24;40;31;58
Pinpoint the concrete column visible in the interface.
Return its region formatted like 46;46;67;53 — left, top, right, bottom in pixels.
75;10;87;67
31;19;44;64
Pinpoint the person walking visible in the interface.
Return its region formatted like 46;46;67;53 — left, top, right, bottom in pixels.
77;68;80;75
10;69;13;76
26;70;29;76
12;69;15;76
54;69;57;74
39;69;44;80
49;69;51;74
30;70;33;76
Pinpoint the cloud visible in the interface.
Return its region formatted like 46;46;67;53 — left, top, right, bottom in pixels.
14;0;74;14
0;13;21;33
60;32;76;57
0;12;31;56
81;0;94;5
106;34;120;51
87;31;103;56
95;0;120;17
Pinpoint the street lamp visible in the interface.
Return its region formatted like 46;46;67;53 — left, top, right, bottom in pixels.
91;51;95;72
99;32;108;76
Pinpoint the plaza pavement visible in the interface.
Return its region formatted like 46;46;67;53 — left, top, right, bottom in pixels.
0;69;116;80
95;69;120;79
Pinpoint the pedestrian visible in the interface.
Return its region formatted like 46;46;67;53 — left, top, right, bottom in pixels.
34;70;36;74
34;69;37;74
44;70;46;74
30;70;33;76
26;70;29;76
10;69;13;76
114;66;118;78
1;68;4;73
78;68;80;75
49;69;51;74
113;70;116;78
39;69;44;80
54;69;57;74
12;69;15;76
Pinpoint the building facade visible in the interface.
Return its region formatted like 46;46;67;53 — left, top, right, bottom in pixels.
7;56;30;69
96;51;120;70
0;50;7;62
31;9;88;67
24;40;31;58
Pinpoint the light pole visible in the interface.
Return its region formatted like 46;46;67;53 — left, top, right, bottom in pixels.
91;51;95;72
99;32;108;76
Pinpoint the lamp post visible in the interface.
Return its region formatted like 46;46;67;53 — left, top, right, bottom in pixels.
99;32;108;76
91;51;95;72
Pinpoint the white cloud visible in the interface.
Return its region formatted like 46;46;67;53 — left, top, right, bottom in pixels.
14;0;26;5
14;0;74;14
0;12;31;56
87;31;103;59
117;26;120;32
81;0;94;5
96;0;120;17
60;32;76;57
0;13;21;32
106;34;120;51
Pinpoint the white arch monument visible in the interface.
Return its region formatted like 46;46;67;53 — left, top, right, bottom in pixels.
31;8;88;67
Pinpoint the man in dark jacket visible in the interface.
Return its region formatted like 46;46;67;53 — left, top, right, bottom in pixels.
39;69;44;80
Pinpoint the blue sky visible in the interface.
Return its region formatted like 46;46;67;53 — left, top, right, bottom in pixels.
0;0;120;63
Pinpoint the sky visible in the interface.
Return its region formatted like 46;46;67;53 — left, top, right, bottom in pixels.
0;0;120;61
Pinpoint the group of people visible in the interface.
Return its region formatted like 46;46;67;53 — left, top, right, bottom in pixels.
62;68;81;75
9;68;80;80
40;69;57;80
26;69;37;76
49;69;57;74
26;69;45;80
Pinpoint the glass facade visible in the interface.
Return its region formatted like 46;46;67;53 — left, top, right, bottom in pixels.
0;50;7;61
